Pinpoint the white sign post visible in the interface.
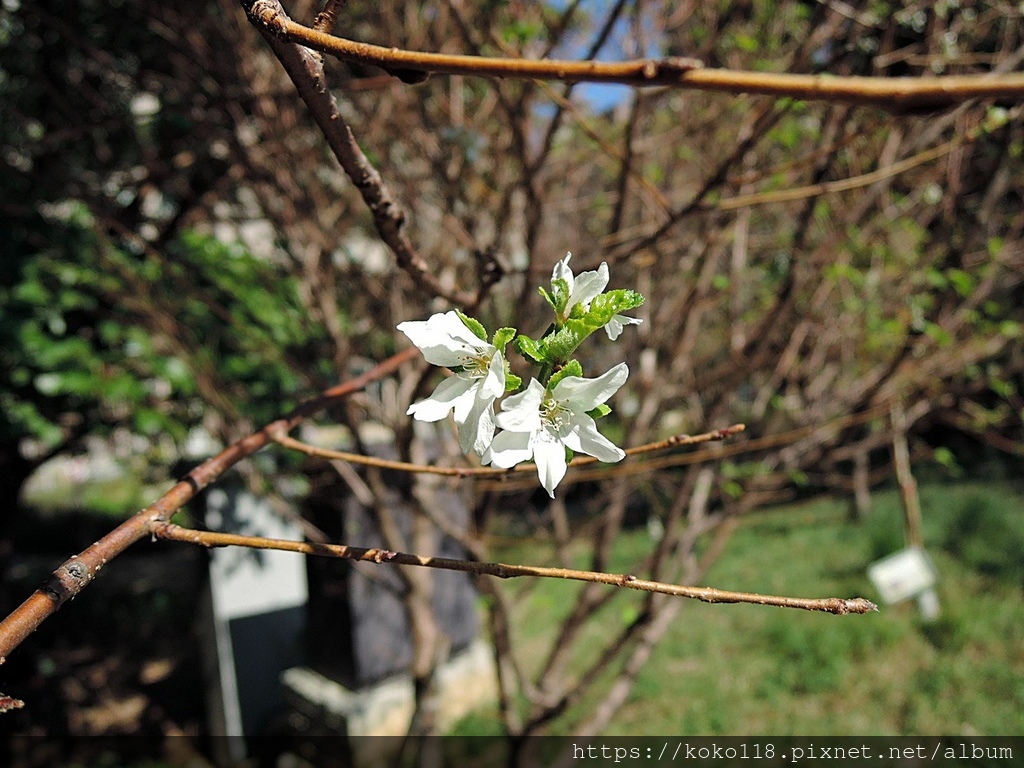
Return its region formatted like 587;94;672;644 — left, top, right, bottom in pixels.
867;546;940;619
203;487;308;762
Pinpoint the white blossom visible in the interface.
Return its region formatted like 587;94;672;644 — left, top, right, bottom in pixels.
552;252;608;320
484;363;628;497
553;252;642;339
397;311;504;456
604;313;643;340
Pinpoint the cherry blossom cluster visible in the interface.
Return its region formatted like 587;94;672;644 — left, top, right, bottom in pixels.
398;253;644;497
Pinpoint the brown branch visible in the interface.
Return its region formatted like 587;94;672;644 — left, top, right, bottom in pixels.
271;424;747;476
253;6;1024;111
713;140;958;211
151;522;876;615
0;347;417;663
479;405;897;492
242;0;474;306
312;0;345;34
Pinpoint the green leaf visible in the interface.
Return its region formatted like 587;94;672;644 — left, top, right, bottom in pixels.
734;32;759;52
13;280;49;305
788;469;809;487
134;407;170;436
991;377;1013;398
548;359;583;390
542;323;587;361
584;289;644;324
504;371;522;392
550;277;571;315
492;326;517;352
923;322;952;346
456;310;488;341
947;268;975;298
515;334;546;363
723;480;743;499
538;286;558;311
925;267;947;290
999;321;1022;337
588;403;612;419
932;446;963;477
541;289;646;361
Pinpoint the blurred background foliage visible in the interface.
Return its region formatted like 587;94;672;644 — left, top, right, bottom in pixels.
2;0;1022;517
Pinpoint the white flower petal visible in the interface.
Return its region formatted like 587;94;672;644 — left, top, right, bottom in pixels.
401;310;502;451
426;311;490;350
569;261;609;310
564;414;625;463
552;252;574;294
494;379;544;432
604;314;642;341
458;393;496;456
397;320;466;368
533;430;567;498
485;430;534;468
407;375;474;421
452;379;482;423
552;363;628;410
480;349;505;400
397;319;454;364
398;311;493;368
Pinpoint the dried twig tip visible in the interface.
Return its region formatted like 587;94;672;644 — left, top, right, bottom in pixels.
835;597;879;614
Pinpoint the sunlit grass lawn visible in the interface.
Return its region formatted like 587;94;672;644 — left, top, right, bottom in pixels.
459;481;1024;736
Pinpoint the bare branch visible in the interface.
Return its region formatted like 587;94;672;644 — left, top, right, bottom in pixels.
271;423;746;476
312;0;345;34
151;522;877;615
256;6;1024;111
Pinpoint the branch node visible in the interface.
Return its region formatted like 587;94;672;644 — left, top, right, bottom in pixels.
57;559;91;591
386;67;431;85
659;56;704;76
250;0;288;35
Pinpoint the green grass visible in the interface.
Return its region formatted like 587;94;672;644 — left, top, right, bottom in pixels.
460;481;1024;736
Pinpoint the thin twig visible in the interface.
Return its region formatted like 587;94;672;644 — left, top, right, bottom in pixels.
713;140;958;210
478;404;894;491
708;105;1023;212
248;3;1024;111
152;522;877;615
312;0;345;34
270;424;747;476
